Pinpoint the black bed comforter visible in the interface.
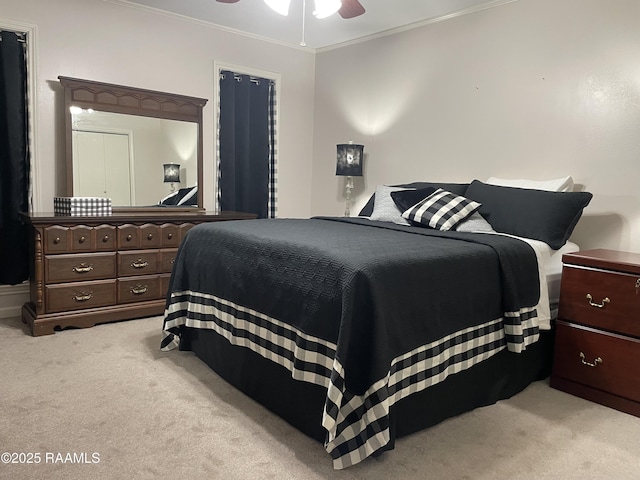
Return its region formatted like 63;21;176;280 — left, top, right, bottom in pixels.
161;217;541;468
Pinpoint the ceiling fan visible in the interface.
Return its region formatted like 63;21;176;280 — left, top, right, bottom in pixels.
216;0;366;19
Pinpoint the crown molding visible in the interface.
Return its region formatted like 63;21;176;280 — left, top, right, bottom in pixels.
316;0;520;53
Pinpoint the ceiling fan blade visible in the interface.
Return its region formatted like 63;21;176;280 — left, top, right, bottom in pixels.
339;0;365;19
216;0;241;3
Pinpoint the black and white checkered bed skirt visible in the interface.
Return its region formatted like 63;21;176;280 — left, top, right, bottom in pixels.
161;290;539;469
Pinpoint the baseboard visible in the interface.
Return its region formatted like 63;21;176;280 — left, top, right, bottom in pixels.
0;283;29;320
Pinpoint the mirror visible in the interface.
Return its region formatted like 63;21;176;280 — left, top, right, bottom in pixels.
59;76;208;211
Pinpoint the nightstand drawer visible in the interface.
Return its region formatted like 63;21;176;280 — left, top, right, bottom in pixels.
558;265;640;337
553;321;640;403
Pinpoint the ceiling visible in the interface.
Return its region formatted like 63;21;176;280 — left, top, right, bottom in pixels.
118;0;515;50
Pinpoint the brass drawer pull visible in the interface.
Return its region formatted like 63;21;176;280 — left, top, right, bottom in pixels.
72;263;94;274
126;234;133;241
78;236;86;244
53;237;61;244
580;352;603;368
167;233;173;240
102;235;110;242
73;291;93;302
586;293;610;308
130;285;148;295
147;234;153;240
131;259;149;269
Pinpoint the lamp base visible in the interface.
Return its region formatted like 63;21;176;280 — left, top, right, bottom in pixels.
344;176;354;217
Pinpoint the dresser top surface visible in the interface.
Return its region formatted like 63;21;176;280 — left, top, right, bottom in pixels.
21;210;256;224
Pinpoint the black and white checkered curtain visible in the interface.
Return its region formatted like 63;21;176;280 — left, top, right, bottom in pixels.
267;80;277;218
0;30;30;285
217;70;277;219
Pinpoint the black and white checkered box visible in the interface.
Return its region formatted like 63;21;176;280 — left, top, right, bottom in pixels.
54;197;113;216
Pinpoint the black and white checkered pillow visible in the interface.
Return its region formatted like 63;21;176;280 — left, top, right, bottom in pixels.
402;188;481;231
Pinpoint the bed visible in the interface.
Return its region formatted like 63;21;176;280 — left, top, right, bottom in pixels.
161;179;592;469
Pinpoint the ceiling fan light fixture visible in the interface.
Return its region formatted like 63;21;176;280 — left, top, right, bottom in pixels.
313;0;342;19
264;0;291;16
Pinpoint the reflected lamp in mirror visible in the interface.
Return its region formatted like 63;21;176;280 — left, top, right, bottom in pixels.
163;163;181;192
336;142;364;217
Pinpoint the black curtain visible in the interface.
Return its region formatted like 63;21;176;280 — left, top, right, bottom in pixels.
218;70;270;219
0;31;30;285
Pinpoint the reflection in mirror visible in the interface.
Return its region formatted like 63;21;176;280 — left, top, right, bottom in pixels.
59;76;208;212
71;110;198;206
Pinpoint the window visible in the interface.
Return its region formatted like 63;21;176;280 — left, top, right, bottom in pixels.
215;65;278;218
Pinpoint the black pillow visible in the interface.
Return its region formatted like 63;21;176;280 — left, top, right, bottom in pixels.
158;186;198;206
390;187;436;212
464;180;593;249
359;182;469;217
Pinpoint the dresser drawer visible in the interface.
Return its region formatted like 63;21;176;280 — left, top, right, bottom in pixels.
558;265;640;337
118;276;163;304
43;225;116;254
553;321;640;403
94;225;117;251
44;225;70;253
118;224;161;250
117;250;160;276
45;252;116;283
160;248;178;273
181;223;195;238
160;224;181;247
45;280;117;313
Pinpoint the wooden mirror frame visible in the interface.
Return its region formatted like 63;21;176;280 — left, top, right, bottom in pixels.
59;76;208;212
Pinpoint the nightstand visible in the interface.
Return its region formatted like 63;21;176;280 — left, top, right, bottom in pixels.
550;249;640;417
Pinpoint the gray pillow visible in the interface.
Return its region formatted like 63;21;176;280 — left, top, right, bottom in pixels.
455;212;496;233
359;182;470;217
369;185;411;225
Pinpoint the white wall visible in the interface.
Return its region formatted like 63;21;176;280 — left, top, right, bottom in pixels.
1;0;316;218
312;0;640;253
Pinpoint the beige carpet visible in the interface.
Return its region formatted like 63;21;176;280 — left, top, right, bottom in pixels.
1;315;638;480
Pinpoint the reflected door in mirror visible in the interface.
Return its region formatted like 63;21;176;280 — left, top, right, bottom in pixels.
72;130;133;205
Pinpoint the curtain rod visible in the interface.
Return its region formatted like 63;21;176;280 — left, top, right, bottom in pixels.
0;30;26;42
219;72;275;86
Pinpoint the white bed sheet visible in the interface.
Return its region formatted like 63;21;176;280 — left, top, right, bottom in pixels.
543;240;580;317
508;237;579;330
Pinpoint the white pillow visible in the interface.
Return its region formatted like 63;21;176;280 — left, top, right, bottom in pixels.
369;185;412;225
486;176;573;192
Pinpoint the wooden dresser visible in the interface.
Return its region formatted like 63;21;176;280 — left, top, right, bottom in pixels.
550;249;640;417
21;211;255;336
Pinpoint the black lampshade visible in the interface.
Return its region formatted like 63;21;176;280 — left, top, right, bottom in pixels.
336;143;364;177
163;163;180;183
